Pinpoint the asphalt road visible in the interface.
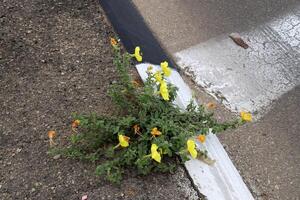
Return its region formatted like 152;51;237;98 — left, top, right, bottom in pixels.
0;0;199;199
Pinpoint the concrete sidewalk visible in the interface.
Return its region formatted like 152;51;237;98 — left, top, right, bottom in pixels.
132;0;300;199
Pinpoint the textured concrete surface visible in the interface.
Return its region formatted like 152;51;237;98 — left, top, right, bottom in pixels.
219;86;300;200
175;10;300;114
133;0;300;53
133;0;300;114
185;77;300;200
132;0;300;199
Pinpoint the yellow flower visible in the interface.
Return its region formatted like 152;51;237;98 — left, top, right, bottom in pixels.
134;46;142;62
154;71;162;83
187;139;197;158
161;61;171;77
197;135;206;143
147;65;153;72
110;37;117;46
118;134;130;147
240;111;252;122
151;127;162;137
71;119;80;128
151;144;161;163
159;80;169;101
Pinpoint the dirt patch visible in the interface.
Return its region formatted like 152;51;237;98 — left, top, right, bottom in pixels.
0;0;198;199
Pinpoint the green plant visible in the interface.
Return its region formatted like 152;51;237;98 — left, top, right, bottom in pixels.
52;41;247;184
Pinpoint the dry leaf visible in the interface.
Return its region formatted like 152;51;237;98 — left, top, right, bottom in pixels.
229;33;249;49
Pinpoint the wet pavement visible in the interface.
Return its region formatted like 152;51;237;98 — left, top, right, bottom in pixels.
132;0;300;199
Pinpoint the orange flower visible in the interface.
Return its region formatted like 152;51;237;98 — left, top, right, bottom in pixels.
110;37;117;46
206;102;216;109
72;119;80;128
151;127;162;137
48;130;56;139
133;124;141;135
197;135;206;143
48;130;57;147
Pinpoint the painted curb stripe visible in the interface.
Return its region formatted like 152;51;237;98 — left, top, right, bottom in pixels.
136;63;255;200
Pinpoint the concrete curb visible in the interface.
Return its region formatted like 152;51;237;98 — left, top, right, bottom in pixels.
136;63;254;200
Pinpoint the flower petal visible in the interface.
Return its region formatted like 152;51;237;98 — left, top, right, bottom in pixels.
110;37;117;46
187;139;197;158
147;65;153;72
161;61;171;77
48;130;56;139
240;111;252;122
154;71;162;83
134;46;142;62
118;134;129;147
72;119;80;128
151;144;161;163
160;81;169;101
197;135;206;143
151;127;162;136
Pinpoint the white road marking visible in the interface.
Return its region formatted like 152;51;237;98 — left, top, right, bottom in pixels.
174;7;300;115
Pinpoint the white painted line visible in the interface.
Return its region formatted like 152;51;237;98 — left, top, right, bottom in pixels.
136;63;254;200
174;8;300;115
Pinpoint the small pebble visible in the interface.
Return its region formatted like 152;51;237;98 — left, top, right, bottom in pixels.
53;154;61;160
